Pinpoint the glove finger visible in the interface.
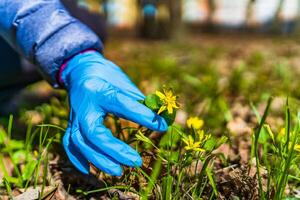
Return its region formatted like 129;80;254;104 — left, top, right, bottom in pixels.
109;66;145;101
76;108;142;168
120;83;145;101
105;91;168;132
63;127;90;174
70;123;123;176
100;58;145;100
84;125;143;168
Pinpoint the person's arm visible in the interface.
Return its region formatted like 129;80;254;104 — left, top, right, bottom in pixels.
0;0;102;87
0;0;167;176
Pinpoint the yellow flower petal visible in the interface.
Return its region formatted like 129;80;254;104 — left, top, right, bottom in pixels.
197;130;204;141
194;148;205;152
193;141;201;146
182;135;206;153
167;105;173;114
182;138;189;145
294;144;300;152
187;117;204;130
185;146;192;151
157;105;166;114
156;89;179;115
156;91;166;99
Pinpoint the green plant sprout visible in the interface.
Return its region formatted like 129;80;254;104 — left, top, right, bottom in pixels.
2;88;300;199
0;115;63;199
251;97;300;200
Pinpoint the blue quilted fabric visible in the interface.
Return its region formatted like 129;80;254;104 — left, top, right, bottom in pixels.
0;0;103;87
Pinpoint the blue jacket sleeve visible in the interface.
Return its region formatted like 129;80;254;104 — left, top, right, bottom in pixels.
0;0;103;87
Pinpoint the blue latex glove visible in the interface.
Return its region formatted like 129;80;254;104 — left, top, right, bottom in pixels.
61;51;168;176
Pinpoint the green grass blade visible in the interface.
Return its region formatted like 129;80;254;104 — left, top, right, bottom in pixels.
36;124;66;132
206;167;218;196
141;158;162;199
254;96;273;200
7;115;13;139
3;178;13;198
194;154;214;197
162;175;173;200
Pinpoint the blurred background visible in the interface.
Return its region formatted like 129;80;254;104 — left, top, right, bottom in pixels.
78;0;300;37
1;0;300;129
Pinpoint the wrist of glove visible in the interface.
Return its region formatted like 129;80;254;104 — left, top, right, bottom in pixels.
59;50;167;176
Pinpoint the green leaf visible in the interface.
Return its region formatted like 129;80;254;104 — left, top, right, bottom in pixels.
135;131;159;151
160;110;176;126
3;178;13;198
138;99;144;104
169;124;186;137
0;128;7;145
258;127;270;144
263;124;275;143
3;140;24;151
216;136;228;148
141;158;162;199
22;161;37;180
145;94;161;111
162;175;173;200
11;150;26;164
3;176;19;184
204;137;217;151
194;155;215;197
159;127;181;148
160;149;179;162
206;167;218;196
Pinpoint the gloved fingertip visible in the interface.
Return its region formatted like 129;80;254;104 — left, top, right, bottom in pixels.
63;131;90;175
124;149;143;167
63;144;90;174
156;116;169;132
133;156;143;167
106;165;123;176
74;162;90;175
147;115;168;132
114;168;123;177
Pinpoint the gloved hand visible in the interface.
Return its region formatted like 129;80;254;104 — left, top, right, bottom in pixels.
60;50;168;176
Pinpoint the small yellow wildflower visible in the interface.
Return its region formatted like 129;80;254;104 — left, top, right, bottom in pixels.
156;89;179;114
182;135;205;152
294;144;300;152
33;150;39;158
187;117;204;130
279;127;285;137
197;130;211;143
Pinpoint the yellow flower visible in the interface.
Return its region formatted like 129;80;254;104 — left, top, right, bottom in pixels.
33;150;39;158
197;130;211;143
294;144;300;152
279;127;285;137
182;135;205;152
187;117;204;130
156;89;179;114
